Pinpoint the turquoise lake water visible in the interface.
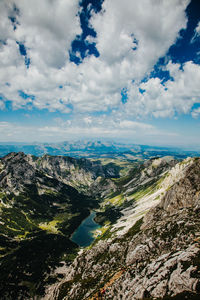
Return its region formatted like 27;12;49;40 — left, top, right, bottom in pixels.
70;211;101;247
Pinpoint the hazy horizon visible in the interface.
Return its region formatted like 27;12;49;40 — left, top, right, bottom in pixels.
0;138;200;151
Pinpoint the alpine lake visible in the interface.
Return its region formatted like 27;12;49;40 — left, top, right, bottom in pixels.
70;211;101;247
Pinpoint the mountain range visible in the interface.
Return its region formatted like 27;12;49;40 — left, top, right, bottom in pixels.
0;151;200;299
0;140;198;160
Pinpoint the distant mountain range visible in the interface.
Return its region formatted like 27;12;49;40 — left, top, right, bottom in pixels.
0;140;198;160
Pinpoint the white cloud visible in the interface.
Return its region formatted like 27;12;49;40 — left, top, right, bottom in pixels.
196;21;200;36
126;61;200;118
84;117;92;125
0;118;178;145
119;120;154;130
15;0;81;69
0;1;15;42
0;0;81;111
0;0;191;117
0;101;5;110
192;107;200;118
90;0;189;79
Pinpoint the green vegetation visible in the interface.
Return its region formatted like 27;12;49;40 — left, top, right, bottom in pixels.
127;182;157;201
91;158;135;177
0;232;78;298
0;161;99;298
57;272;102;300
102;176;160;212
112;164;141;187
124;217;143;239
103;193;125;206
0;183;92;297
0;207;37;238
38;220;61;234
95;206;122;225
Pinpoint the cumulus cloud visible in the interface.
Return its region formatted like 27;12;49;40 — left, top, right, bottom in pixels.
126;61;200;118
0;0;192;118
0;1;15;42
15;0;81;69
90;0;189;78
0;0;81;111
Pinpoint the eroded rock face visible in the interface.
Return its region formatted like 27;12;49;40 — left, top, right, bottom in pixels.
107;245;199;300
160;158;200;213
123;156;178;195
44;158;200;300
141;158;200;230
0;152;118;196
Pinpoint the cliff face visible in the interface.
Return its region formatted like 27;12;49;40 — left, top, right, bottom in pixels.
0;152;120;195
44;157;200;300
160;159;200;213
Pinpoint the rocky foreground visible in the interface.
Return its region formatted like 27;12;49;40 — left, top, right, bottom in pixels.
44;157;200;300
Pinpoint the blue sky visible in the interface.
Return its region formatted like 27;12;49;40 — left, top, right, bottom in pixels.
0;0;200;149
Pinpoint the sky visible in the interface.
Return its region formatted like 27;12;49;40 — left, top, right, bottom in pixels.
0;0;200;149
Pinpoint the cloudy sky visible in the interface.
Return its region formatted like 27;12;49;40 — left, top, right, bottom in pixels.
0;0;200;148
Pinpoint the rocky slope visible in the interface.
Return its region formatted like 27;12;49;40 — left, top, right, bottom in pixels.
0;152;120;194
95;156;178;234
44;157;200;300
1;152;199;299
0;152;121;299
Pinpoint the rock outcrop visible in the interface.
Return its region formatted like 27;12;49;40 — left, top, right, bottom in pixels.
44;157;200;300
0;152;119;195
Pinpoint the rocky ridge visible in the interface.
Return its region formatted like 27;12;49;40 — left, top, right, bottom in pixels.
43;157;200;300
0;152;120;196
98;156;178;235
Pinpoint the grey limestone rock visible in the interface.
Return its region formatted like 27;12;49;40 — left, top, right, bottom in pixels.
42;158;200;300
